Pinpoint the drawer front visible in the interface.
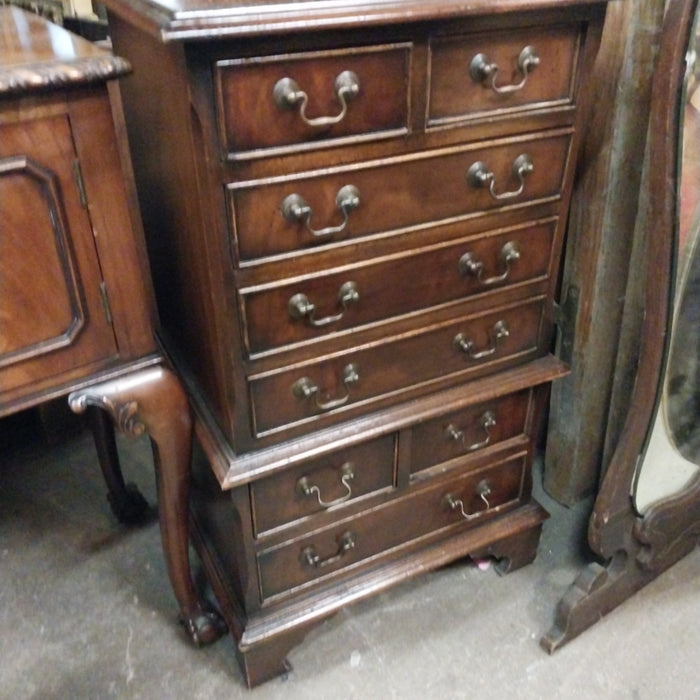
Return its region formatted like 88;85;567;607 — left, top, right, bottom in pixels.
428;25;581;127
215;44;411;159
241;219;556;356
257;454;527;600
409;389;532;475
249;297;545;437
228;131;571;262
250;434;396;536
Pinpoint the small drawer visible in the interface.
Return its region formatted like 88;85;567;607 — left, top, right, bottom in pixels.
215;44;410;159
428;25;581;127
240;219;556;356
256;453;527;600
409;389;532;475
228;131;570;262
248;296;545;437
250;434;396;536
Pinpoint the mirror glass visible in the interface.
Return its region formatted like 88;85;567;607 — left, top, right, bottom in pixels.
634;9;700;512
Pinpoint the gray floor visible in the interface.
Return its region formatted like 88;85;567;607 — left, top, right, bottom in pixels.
2;413;699;699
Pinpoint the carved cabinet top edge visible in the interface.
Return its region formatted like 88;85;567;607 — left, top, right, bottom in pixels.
0;7;130;96
102;0;618;43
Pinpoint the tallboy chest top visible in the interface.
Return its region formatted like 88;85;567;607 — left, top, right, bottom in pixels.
102;0;614;686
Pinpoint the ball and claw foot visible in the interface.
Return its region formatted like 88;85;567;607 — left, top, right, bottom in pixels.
107;482;151;525
180;606;228;646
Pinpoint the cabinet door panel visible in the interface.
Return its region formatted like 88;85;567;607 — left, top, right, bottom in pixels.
0;114;117;400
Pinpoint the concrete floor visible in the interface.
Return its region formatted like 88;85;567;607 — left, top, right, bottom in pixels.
1;410;700;699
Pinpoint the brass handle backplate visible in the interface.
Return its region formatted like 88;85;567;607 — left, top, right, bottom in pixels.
292;363;359;411
273;70;360;128
469;45;540;94
288;281;359;327
454;320;509;360
459;242;520;286
301;531;356;568
296;462;355;508
445;411;497;452
281;184;360;239
467;154;534;201
445;480;493;521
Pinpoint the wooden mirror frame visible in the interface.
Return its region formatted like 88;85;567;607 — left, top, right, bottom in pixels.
542;0;700;650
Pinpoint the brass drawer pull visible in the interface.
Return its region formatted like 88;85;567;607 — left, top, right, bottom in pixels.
288;281;359;327
292;363;359;411
273;70;360;128
453;320;509;360
445;481;493;521
459;241;520;286
301;531;356;568
467;153;534;201
445;411;497;452
296;462;355;508
281;184;360;239
469;45;540;95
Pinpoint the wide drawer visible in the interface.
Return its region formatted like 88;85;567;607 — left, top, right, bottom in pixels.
256;453;527;601
215;44;411;160
240;218;556;356
428;24;581;127
248;296;545;437
228;130;571;263
409;389;532;475
250;434;396;536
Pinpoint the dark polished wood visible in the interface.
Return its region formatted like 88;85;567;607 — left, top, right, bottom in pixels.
256;453;529;600
428;24;580;124
0;7;224;647
542;0;700;653
241;220;556;354
68;367;228;645
105;0;615;41
86;405;151;524
250;434;396;534
0;6;129;94
409;388;533;475
217;44;410;157
249;297;546;439
544;0;667;504
0;6;155;413
229;132;571;262
104;0;611;685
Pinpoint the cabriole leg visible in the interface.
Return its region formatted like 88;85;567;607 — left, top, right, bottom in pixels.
69;366;226;646
87;404;150;524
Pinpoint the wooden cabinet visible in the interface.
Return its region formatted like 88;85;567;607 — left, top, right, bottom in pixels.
0;11;155;409
0;8;228;648
103;0;610;686
1;115;115;392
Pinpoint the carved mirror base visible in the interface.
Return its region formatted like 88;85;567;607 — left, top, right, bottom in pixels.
542;0;700;654
68;366;227;647
542;472;700;652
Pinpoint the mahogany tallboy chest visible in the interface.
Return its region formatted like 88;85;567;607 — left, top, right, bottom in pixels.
103;0;612;686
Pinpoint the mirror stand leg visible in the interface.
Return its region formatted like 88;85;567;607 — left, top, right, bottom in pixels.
542;476;700;653
69;366;227;647
540;547;655;653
